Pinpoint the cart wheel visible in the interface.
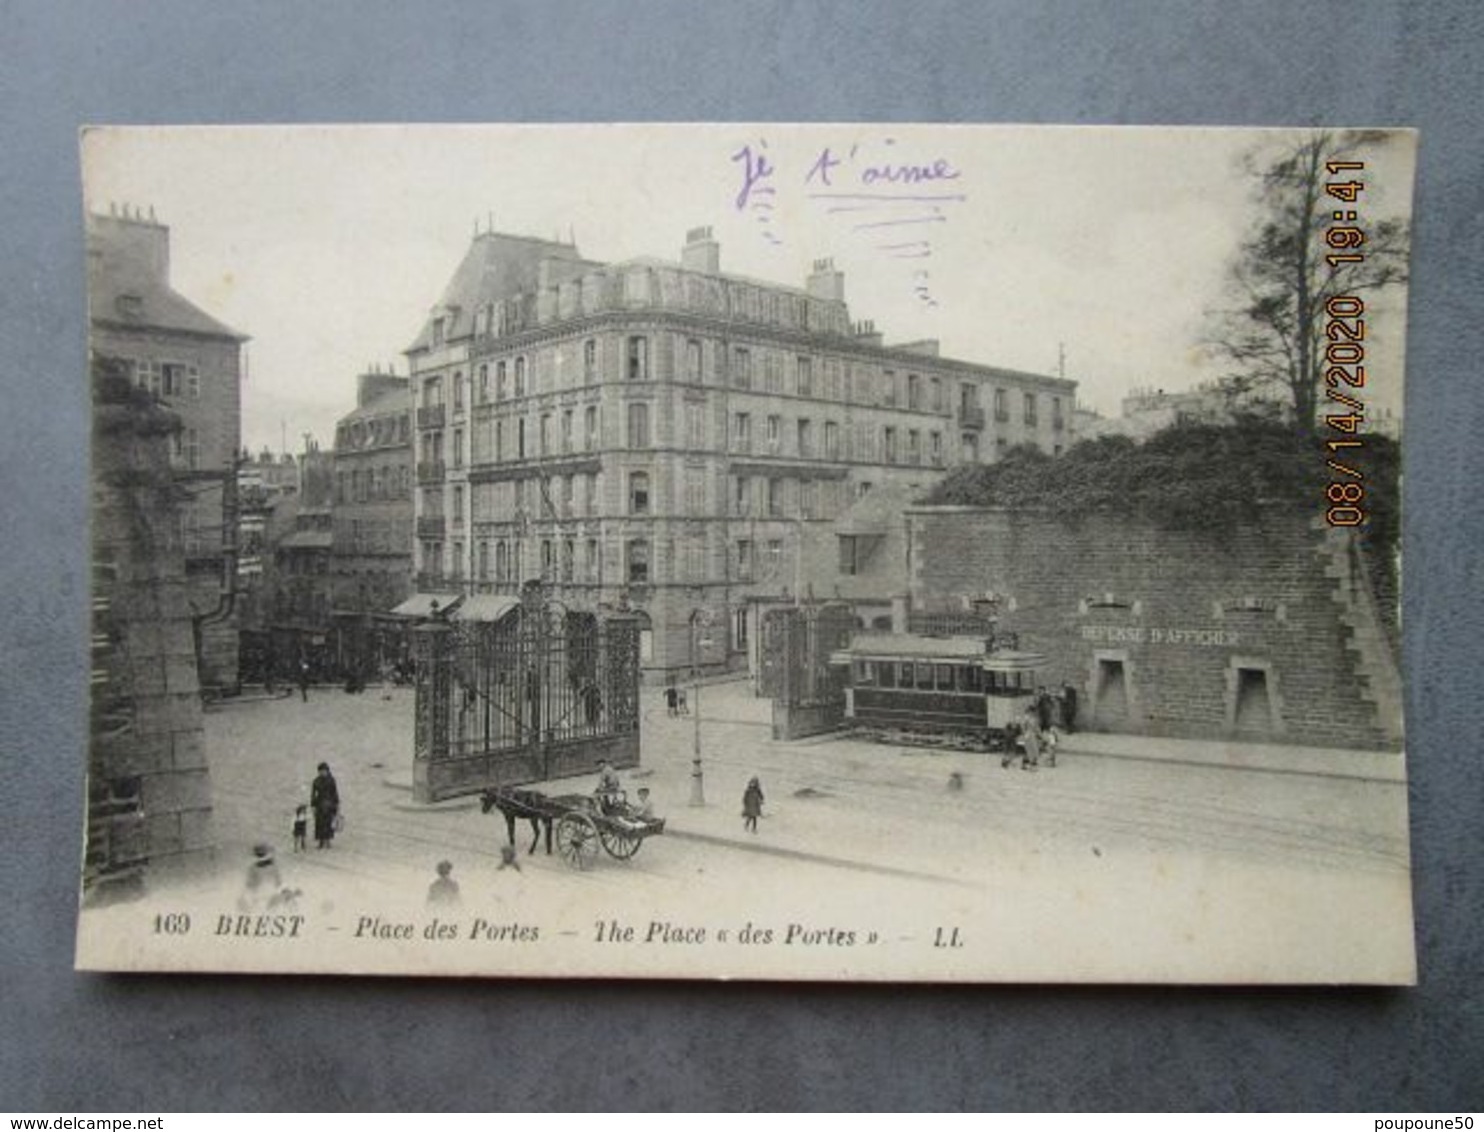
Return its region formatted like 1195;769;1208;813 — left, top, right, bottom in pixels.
556;815;600;870
599;826;642;860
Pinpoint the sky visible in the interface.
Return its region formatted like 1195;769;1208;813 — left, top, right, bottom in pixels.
81;124;1415;455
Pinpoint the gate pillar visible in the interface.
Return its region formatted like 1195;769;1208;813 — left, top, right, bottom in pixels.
412;620;454;804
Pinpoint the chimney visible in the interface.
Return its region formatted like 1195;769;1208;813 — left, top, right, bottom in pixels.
853;319;883;348
806;257;845;302
682;226;720;274
357;368;408;408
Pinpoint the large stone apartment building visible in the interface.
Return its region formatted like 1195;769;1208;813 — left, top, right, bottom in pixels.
405;225;1075;680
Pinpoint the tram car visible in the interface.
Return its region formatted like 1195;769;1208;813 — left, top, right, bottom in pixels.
831;632;1046;750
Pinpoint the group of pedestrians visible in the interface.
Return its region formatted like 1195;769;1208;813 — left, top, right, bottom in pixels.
238;760;341;910
1001;687;1068;772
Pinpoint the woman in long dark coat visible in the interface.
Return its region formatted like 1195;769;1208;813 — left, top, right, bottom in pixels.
310;762;340;849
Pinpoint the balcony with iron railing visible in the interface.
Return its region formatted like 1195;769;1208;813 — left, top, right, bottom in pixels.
959;404;986;429
416;515;446;539
417;404;447;429
416;460;446;484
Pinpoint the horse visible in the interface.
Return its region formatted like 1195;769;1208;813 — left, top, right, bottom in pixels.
480;787;554;856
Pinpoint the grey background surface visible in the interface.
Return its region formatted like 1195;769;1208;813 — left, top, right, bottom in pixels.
2;0;1480;1112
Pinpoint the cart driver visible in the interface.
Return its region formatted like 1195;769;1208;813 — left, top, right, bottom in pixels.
594;759;622;813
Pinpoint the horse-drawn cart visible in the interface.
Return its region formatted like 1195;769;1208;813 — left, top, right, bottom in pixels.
481;785;665;869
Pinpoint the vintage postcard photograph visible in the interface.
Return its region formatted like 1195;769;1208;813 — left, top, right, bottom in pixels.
76;123;1416;982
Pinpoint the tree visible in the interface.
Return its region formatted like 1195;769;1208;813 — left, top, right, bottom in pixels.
1209;130;1409;431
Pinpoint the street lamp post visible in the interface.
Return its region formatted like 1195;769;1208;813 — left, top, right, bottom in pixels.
689;606;711;807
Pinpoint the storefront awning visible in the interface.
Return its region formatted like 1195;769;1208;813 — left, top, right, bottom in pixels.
389;593;464;619
450;594;520;623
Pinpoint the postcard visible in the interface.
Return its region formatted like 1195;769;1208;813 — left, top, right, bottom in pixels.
76;123;1416;982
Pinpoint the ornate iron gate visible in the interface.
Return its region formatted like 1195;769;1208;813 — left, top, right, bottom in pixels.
766;602;856;740
412;582;642;803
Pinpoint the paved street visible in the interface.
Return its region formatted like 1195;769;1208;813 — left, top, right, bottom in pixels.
78;679;1415;981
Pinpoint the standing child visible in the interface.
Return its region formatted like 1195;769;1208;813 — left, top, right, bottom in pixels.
742;777;765;833
291;805;308;852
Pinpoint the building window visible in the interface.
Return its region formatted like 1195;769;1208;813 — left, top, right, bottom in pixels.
686;402;705;449
685;469;705;513
626;336;648;380
767;478;783;517
495;541;508;582
796;356;814;397
734;607;749;650
452;485;464;521
1052;396;1065;430
735;539;754;581
908;373;921;410
453;428;464;469
930;431;943;465
824;420;840;459
583;339;597;381
561;410;574;453
561;539;574;582
930;376;943;413
586;538;600;583
453;372;465;414
561;475;575;517
539;414;551;455
496;361;508;401
514;356;526;398
733;475;750;516
766;415;781;452
585;405;599;451
797;418;813;458
627;540;650;584
733;412;751;453
586;472;599;517
907;429;921;465
994;388;1009;422
451;541;464;580
883;370;897;407
477;364;489;404
686;338;702;382
963;433;979;462
495;421;504;463
478;541;489;581
628;402;650;448
764;353;783;394
884;427;898;464
766;539;784;579
1023;392;1038;426
432;318;445;348
517;418;527;459
630;471;650;515
732;347;751;389
800;480;817;518
839;536;859;576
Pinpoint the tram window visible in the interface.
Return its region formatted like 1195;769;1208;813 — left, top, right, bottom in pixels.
935;664;954;691
916;663;933;689
958;665;980;692
878;663;897;689
854;661;875;686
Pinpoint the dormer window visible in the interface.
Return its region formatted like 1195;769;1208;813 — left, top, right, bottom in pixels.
115;294;144;320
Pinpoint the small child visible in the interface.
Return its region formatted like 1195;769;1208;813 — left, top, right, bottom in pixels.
633;787;654;819
292;805;308;852
427;860;461;905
